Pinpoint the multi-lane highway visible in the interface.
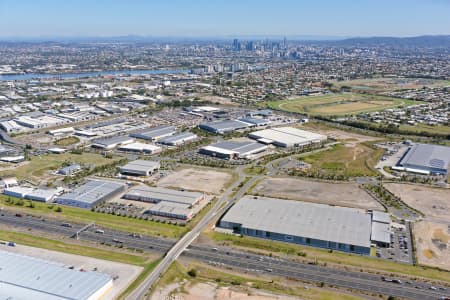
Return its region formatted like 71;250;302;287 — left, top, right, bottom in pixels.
1;211;449;300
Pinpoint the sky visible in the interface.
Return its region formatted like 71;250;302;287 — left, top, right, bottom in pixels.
0;0;449;38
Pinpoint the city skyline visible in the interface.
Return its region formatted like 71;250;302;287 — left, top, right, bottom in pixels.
1;0;450;38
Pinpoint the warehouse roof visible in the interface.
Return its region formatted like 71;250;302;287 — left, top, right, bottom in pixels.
119;160;160;172
148;201;192;216
91;135;133;147
158;132;197;145
125;185;202;206
202;141;267;156
371;222;391;244
0;250;111;300
221;196;372;248
199;119;250;133
118;142;161;152
398;143;450;171
372;211;391;224
238;117;270;126
56;180;125;205
130;125;176;139
249;127;326;146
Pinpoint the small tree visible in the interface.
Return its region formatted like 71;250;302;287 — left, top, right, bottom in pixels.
187;269;197;278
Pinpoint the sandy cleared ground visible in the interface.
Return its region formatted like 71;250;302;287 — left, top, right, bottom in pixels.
384;183;450;221
414;221;450;271
0;243;142;300
300;124;379;145
157;167;233;194
152;282;300;300
252;177;384;210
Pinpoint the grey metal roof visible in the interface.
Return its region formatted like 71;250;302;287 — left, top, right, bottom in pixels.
199;120;250;133
372;211;391;224
371;222;391;244
92;135;133;146
56;180;125;204
238;117;269;125
0;250;111;300
399;143;450;171
130;125;176;139
119;160;160;172
125;185;202;206
209;141;267;156
158;132;197;144
148;201;192;216
221;196;372;248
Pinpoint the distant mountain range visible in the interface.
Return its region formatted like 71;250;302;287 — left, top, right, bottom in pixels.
328;35;450;47
1;35;450;47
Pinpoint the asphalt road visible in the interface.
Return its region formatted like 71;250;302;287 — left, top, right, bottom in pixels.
1;211;449;300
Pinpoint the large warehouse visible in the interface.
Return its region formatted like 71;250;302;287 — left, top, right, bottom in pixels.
118;160;160;176
124;185;205;220
158;132;198;146
249;127;327;148
130;125;176;141
0;250;113;300
394;143;450;175
55;180;126;209
124;185;203;207
199;141;267;160
198;119;251;134
91;135;134;150
219;196;379;255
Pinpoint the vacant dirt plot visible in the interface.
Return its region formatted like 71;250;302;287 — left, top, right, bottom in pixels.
384;183;450;222
414;221;450;271
157;167;233;194
0;243;142;300
252;177;383;210
300;123;380;145
169;282;299;300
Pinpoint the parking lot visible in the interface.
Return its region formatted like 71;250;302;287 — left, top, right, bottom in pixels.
377;222;413;264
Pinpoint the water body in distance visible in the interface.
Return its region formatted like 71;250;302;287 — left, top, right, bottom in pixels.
0;69;190;81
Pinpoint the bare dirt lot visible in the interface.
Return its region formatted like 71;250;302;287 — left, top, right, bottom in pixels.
384;183;450;221
163;282;300;300
157;167;234;194
252;177;384;210
414;221;450;271
300;123;380;145
0;243;142;300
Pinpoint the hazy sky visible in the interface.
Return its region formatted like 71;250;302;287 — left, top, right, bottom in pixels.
1;0;449;38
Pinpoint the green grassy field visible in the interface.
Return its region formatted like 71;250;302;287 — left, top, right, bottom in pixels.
0;230;151;265
208;232;450;284
299;143;383;177
0;195;188;238
0;152;121;181
268;93;418;116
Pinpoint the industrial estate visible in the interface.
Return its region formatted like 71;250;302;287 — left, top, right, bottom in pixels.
0;5;450;300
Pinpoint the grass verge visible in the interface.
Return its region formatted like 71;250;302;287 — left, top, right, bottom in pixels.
0;229;150;265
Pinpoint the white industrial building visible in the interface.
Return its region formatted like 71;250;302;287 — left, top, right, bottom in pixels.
219;196;390;255
91;136;134;150
0;250;113;300
249;127;327;148
158;132;198;146
199;141;267;160
55;180;126;209
118;142;161;154
130;125;176;141
124;185;205;220
393;143;450;175
3;186;59;202
118;160;160;176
